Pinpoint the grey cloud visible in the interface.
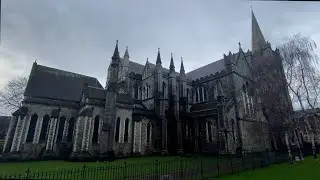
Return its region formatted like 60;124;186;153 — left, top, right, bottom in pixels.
1;0;320;87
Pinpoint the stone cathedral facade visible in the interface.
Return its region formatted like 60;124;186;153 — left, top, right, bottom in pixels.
2;11;290;160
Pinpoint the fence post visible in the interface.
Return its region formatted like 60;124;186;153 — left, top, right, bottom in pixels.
81;164;86;180
242;151;245;169
180;158;183;179
231;155;234;175
155;159;158;175
26;168;30;179
216;153;220;178
252;154;255;170
123;161;127;180
200;157;204;180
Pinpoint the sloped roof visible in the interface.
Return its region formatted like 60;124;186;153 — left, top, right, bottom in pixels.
87;86;106;100
24;63;103;102
186;59;225;80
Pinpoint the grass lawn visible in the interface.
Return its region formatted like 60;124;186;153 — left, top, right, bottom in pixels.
220;156;320;180
0;155;203;179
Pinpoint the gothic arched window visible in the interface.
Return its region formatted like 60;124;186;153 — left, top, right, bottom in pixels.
67;117;75;142
115;117;121;142
92;115;100;144
147;122;152;144
134;85;139;99
207;121;213;143
124;118;130;143
162;82;166;98
56;116;66;143
242;84;248;114
146;83;149;99
187;88;189;103
26;114;38;143
39;115;50;143
199;87;203;102
195;88;199;102
204;87;207;101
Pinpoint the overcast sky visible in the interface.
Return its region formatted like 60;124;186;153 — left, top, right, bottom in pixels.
0;0;320;88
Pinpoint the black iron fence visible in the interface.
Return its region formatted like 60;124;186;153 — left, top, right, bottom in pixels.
0;151;290;180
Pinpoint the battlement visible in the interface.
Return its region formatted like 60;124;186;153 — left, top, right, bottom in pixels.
192;69;226;85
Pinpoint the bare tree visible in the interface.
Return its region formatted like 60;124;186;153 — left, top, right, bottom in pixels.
278;33;320;158
0;76;28;116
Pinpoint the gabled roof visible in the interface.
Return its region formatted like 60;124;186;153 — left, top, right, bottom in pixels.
24;62;103;102
185;59;225;81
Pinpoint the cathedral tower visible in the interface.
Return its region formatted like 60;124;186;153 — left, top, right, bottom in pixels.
101;40;120;159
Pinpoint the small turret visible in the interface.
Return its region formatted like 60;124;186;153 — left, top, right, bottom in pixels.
180;57;185;75
123;46;130;72
111;40;120;63
169;53;175;73
156;48;162;66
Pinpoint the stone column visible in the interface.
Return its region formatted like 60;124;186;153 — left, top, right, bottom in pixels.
11;115;23;152
33;116;43;144
16;116;27;151
73;116;84;152
81;116;89;152
2;116;18;153
84;117;93;151
46;118;58;151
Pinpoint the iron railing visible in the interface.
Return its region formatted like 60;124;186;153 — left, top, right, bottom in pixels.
0;151;291;180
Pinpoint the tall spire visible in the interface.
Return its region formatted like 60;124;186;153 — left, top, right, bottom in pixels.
124;46;129;58
180;57;185;74
112;40;120;60
252;10;266;53
169;53;175;72
156;48;162;65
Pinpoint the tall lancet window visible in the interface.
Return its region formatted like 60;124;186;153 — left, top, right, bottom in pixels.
124;118;130;143
39;115;50;143
207;121;213;143
199;87;203;102
146;83;149;99
242;85;248;114
195;88;199;102
134;85;139;99
56;116;66;143
163;82;166;98
26;114;38;143
67;117;75;142
245;82;251;113
187;88;189;103
92;116;100;144
204;87;207;101
147;122;152;144
115;117;121;142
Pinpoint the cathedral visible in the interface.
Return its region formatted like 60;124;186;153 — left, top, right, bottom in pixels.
2;11;291;160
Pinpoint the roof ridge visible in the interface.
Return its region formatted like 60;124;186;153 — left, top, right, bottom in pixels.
37;64;97;80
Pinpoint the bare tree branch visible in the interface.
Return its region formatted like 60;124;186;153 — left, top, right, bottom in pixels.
0;76;28;115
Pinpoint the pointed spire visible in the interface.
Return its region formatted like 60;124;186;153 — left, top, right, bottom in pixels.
169;53;175;72
156;48;162;65
112;40;120;60
252;10;266;53
180;57;185;74
124;46;129;58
